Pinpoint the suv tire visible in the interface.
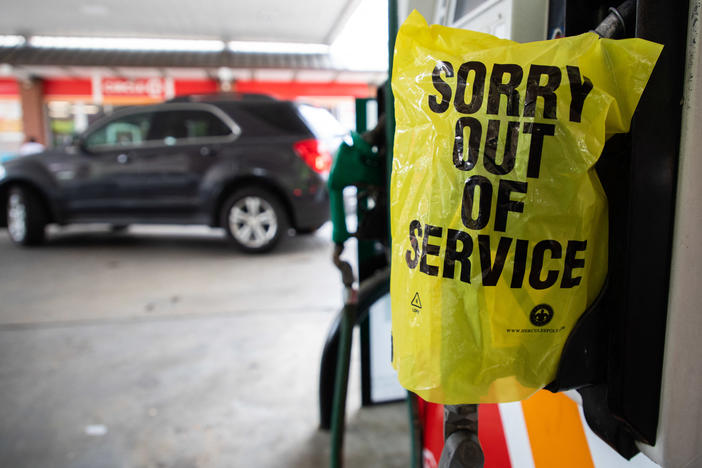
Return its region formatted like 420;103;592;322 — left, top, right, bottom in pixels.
6;185;47;246
221;187;286;253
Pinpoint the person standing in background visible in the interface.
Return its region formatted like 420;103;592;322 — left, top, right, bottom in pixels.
19;136;45;156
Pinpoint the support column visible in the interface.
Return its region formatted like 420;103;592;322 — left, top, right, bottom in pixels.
18;77;47;146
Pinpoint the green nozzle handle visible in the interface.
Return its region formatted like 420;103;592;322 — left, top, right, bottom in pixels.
328;131;383;245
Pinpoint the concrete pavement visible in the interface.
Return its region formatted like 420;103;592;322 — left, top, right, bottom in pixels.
0;224;409;467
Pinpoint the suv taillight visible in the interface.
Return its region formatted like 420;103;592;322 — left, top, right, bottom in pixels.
293;139;332;175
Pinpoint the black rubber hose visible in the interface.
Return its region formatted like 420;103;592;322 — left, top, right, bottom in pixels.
319;310;343;430
318;268;391;431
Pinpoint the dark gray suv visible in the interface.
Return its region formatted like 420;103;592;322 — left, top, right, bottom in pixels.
0;95;336;252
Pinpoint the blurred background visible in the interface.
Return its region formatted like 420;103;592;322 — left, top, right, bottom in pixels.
0;1;408;467
0;0;389;157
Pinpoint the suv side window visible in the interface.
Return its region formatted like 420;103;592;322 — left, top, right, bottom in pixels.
84;112;154;150
148;110;232;144
225;102;310;137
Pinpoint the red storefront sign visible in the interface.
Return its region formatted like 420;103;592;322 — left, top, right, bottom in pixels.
173;79;218;96
7;76;373;102
102;77;165;99
234;81;372;100
44;79;91;98
0;79;19;97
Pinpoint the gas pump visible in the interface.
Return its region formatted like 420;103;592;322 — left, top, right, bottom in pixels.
544;0;689;463
321;1;698;467
391;0;694;467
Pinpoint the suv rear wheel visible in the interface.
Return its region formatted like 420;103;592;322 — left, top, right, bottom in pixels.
221;187;286;253
7;185;47;246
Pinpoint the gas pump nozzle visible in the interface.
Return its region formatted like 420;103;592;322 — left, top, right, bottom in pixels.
327;126;387;246
593;0;634;38
328;124;388;302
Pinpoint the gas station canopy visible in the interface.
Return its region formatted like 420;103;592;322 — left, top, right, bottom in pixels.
0;0;357;44
0;0;387;80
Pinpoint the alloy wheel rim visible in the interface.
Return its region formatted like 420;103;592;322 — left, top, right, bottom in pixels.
8;193;27;242
229;196;278;248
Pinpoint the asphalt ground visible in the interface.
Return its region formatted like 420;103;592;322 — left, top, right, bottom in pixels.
0;224;409;468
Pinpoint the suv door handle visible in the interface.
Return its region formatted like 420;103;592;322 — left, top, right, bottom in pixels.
200;146;217;157
116;153;130;164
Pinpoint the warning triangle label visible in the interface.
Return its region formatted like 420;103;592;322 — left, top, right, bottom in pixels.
411;292;422;309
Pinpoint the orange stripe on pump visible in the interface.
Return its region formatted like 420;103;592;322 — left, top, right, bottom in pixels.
521;391;595;468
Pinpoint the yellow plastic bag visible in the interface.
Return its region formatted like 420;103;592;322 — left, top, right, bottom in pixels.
390;11;662;404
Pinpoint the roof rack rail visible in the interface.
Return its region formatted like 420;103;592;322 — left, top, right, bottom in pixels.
166;92;278;103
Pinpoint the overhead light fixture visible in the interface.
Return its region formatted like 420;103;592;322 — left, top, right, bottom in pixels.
0;35;25;47
28;36;226;52
228;41;329;55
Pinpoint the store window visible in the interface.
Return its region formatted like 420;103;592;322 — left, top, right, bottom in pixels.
48;101;104;147
0;99;22;160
